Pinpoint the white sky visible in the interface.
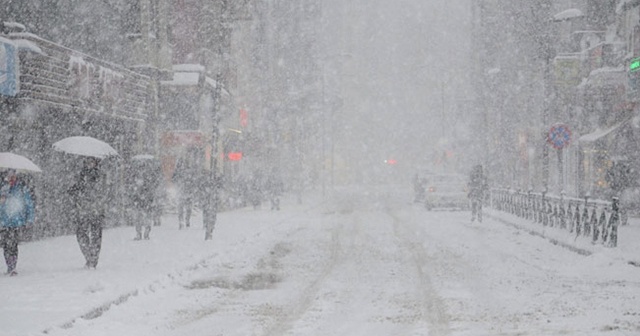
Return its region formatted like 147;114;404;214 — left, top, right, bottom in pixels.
321;0;473;173
2;187;639;336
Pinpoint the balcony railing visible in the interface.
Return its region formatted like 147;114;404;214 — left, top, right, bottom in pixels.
8;32;151;121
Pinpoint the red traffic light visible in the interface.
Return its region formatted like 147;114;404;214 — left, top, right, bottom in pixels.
227;152;243;161
385;159;397;165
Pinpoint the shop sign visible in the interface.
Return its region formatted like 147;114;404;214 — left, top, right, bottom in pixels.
161;131;205;148
554;56;581;87
629;57;640;98
630;57;640;72
0;38;19;97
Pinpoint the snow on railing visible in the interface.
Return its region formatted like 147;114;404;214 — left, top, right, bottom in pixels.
8;32;152;121
490;188;623;247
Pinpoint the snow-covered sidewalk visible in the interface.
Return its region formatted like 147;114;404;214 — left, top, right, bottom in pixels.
3;190;639;336
0;195;317;336
485;208;640;266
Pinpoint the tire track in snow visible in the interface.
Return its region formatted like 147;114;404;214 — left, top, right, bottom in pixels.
388;207;453;336
261;221;344;336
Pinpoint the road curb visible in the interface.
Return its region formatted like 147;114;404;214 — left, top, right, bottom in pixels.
485;212;593;256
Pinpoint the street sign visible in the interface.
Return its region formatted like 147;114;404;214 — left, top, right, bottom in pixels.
554;56;581;87
547;124;572;150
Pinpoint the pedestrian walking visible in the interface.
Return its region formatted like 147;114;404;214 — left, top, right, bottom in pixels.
68;158;107;269
173;151;199;229
413;172;425;203
248;171;263;210
468;164;487;223
265;172;283;211
0;170;35;276
152;174;165;227
128;156;162;240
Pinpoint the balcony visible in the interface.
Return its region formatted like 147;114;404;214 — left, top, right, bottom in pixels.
7;32;152;121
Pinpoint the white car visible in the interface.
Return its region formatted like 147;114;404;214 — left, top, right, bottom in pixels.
423;173;469;211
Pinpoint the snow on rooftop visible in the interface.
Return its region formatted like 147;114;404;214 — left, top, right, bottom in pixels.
205;76;218;88
486;68;501;75
0;35;15;47
99;66;124;80
553;8;583;21
69;54;91;72
3;21;26;30
132;154;155;160
172;64;205;72
12;39;45;55
579;121;625;143
161;72;200;86
589;66;625;76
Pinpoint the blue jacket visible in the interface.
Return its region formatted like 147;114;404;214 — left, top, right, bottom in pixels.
0;183;35;228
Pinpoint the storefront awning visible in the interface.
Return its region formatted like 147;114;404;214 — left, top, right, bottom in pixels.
579;121;625;143
584;67;626;89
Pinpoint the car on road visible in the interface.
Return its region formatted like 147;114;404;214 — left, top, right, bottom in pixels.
422;173;469;211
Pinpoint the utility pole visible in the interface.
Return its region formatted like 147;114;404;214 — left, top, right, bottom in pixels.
539;0;554;193
204;73;222;240
441;79;446;140
202;0;252;240
204;0;229;240
472;0;491;169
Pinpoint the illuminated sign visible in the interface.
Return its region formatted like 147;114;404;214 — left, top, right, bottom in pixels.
227;152;242;161
631;58;640;72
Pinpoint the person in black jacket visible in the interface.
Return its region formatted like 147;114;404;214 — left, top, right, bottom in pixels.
468;164;488;223
173;151;199;229
129;158;162;240
68;158;106;268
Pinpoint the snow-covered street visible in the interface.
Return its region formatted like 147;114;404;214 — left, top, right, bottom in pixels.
2;187;639;336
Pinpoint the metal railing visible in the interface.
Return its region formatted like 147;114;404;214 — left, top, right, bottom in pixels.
490;188;623;247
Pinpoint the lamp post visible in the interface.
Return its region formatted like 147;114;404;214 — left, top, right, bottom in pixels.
204;71;222;241
203;1;234;241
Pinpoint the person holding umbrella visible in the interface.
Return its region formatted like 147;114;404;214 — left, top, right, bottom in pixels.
0;169;35;276
53;136;117;269
68;157;107;269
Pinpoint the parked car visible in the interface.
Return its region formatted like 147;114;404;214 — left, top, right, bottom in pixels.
423;173;469;211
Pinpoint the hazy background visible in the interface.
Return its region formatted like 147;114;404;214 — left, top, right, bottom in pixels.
320;0;474;182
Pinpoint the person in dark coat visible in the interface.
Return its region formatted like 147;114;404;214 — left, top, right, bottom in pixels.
173;152;198;229
152;171;165;227
265;172;283;211
248;171;263;210
0;170;35;276
129;158;162;240
468;164;488;223
68;158;106;269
